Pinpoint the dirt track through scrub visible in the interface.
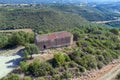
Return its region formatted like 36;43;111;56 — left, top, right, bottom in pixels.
71;59;120;80
97;61;120;80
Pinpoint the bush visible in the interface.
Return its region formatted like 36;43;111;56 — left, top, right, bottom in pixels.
23;77;32;80
52;75;61;80
62;71;72;79
7;74;19;80
37;77;46;80
1;77;8;80
78;66;86;72
116;73;120;80
28;60;54;77
68;61;77;68
64;54;71;62
82;54;97;70
20;61;28;72
53;52;65;67
110;28;119;35
97;61;104;69
103;52;113;64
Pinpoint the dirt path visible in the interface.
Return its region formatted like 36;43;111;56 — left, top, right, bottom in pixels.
71;59;120;80
92;18;120;24
97;61;120;80
0;47;24;79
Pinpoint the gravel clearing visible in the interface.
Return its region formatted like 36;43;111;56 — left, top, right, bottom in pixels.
0;47;24;79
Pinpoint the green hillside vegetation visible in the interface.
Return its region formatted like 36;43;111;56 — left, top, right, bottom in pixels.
0;5;91;33
51;4;120;21
0;32;34;49
1;26;120;80
1;4;120;80
0;4;119;32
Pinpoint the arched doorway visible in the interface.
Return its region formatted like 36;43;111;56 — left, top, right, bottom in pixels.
43;45;46;49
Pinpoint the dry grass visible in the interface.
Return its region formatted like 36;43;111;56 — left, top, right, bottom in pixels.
26;46;73;64
0;29;33;33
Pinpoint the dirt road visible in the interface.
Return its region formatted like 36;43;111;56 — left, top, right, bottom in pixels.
0;47;24;79
71;59;120;80
97;61;120;80
92;18;120;24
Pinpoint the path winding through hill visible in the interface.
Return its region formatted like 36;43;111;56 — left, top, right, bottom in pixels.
97;61;120;80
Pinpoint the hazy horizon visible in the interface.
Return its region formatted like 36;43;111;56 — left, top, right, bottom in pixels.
0;0;120;4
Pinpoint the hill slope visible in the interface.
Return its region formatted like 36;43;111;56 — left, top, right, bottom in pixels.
0;5;93;33
51;4;120;21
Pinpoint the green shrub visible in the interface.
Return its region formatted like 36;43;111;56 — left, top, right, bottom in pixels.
8;74;19;80
28;61;54;77
110;28;119;35
23;77;32;80
52;75;61;80
0;77;8;80
78;66;86;72
97;61;104;69
20;61;28;72
62;71;71;79
53;52;65;67
68;61;77;68
37;77;46;80
64;54;71;62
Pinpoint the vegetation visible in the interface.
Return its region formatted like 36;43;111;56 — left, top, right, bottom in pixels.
1;3;120;80
51;4;120;21
1;74;19;80
23;44;39;59
115;73;120;80
0;31;34;49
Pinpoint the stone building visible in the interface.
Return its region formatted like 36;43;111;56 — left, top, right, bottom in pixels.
35;31;73;50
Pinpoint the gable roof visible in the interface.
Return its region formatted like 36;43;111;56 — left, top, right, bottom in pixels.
35;31;72;42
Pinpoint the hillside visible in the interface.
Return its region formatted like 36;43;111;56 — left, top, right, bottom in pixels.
0;4;119;33
0;5;95;33
50;4;120;21
1;3;120;80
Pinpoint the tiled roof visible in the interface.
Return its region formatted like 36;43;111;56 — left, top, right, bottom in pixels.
36;31;72;42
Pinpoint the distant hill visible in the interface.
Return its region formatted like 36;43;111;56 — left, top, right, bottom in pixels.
0;3;120;31
0;0;119;4
0;5;92;33
50;4;120;21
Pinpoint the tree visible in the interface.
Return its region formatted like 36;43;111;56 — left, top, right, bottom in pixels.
53;52;65;67
25;44;39;59
0;35;8;48
110;28;119;35
22;50;29;60
20;61;28;73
